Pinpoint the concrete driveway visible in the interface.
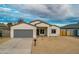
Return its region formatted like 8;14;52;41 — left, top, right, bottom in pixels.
0;38;33;54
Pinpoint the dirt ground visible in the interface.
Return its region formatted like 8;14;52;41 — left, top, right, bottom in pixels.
32;36;79;54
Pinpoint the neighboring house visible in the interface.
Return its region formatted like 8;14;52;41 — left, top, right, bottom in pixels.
10;20;60;38
61;23;79;36
0;23;10;37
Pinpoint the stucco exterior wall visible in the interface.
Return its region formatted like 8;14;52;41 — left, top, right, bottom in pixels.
10;23;36;38
49;26;60;36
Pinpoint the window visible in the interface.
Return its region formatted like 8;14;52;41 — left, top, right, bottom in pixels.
51;29;56;34
40;29;44;34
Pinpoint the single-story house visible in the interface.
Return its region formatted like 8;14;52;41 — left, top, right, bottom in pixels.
0;23;10;37
60;23;79;36
10;20;60;38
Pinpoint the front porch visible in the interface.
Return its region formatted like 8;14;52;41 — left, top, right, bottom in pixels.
36;27;48;37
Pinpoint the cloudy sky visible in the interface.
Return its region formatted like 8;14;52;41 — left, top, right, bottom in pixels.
0;4;79;26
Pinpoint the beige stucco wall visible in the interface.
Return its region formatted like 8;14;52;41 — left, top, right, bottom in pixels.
10;23;36;38
48;26;60;36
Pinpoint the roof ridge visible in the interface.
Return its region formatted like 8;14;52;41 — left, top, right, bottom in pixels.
11;22;37;27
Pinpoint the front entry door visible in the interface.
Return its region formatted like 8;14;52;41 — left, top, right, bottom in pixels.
37;29;39;36
37;29;45;36
40;29;45;36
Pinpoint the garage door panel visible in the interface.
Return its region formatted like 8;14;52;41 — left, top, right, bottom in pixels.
14;30;33;38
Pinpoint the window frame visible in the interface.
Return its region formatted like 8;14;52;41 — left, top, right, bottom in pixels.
51;29;56;34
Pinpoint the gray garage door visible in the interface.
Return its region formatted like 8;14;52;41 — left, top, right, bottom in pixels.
14;29;33;38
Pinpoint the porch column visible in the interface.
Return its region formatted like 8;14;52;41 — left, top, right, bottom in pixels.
47;27;50;37
10;28;14;38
